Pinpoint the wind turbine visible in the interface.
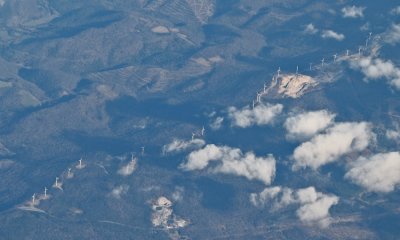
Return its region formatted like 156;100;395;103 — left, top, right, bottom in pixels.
68;168;72;177
365;38;369;47
263;83;267;93
369;32;372;39
256;92;261;103
358;46;362;57
295;65;299;77
191;133;195;141
309;63;312;71
346;49;349;56
32;194;36;205
321;58;325;67
44;187;48;198
277;67;281;77
141;146;145;155
333;54;337;62
252;100;255;109
201;126;205;136
76;157;86;169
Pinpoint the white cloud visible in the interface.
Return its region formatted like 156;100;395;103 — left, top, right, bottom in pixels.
117;157;137;176
210;116;224;130
297;187;318;203
341;5;365;18
354;57;396;78
181;144;276;185
164;139;205;153
111;184;129;199
386;129;400;140
321;30;345;41
384;24;400;45
391;6;400;15
345;152;400;193
250;186;338;227
296;191;339;228
172;186;184;202
293;122;374;170
304;23;318;34
0;1;4;7
228;103;283;128
284;110;336;140
350;56;400;89
250;186;282;207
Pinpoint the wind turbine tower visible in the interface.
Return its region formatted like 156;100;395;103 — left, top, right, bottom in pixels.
201;126;205;136
76;157;86;169
32;194;36;205
321;58;325;67
333;54;337;62
277;67;281;77
44;187;48;198
141;146;145;155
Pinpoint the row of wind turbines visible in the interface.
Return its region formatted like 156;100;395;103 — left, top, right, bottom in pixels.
252;32;375;109
25;123;206;208
28;158;86;208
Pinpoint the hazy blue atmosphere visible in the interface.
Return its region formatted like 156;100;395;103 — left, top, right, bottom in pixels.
0;0;400;239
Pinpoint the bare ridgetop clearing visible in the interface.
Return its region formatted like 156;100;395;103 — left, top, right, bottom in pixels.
265;73;318;98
